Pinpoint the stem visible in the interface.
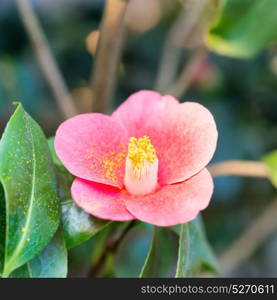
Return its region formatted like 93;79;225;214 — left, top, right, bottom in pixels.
208;160;269;178
90;0;129;113
88;220;136;277
154;16;183;92
165;47;207;97
16;0;78;119
207;160;272;275
154;0;209;92
219;199;277;274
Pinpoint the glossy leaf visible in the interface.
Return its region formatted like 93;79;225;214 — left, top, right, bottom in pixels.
140;227;178;277
48;137;63;168
92;222;135;278
115;222;153;277
48;137;74;202
263;150;277;188
0;104;60;277
206;0;277;58
10;230;67;278
48;137;111;248
69;222;131;277
175;217;218;277
0;184;5;275
89;223;117;266
62;200;111;249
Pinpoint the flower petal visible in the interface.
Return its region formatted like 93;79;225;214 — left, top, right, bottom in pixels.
71;169;213;225
55;113;128;188
125;168;213;226
112;90;217;184
71;178;135;221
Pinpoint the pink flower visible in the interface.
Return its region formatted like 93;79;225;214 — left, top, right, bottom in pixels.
55;90;217;226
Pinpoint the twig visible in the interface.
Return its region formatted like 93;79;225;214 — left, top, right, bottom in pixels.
154;17;182;93
154;0;209;92
16;0;78;119
90;0;129;113
165;47;207;97
219;199;277;274
88;220;136;277
208;160;273;275
208;160;269;178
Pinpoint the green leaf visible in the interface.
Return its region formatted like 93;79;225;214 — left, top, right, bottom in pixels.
48;137;74;202
0;184;5;275
48;137;63;168
69;222;131;277
115;222;153;277
95;222;135;278
263;150;277;187
175;217;218;277
62;200;111;249
0;104;60;277
89;223;116;266
48;137;111;248
206;0;277;58
140;227;178;277
10;230;67;278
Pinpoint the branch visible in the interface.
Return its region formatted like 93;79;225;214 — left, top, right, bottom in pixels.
90;0;129;113
154;0;209;92
165;47;207;97
219;199;277;274
88;220;136;277
208;160;273;275
16;0;78;119
208;160;269;178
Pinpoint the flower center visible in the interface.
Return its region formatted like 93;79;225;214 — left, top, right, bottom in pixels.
128;136;157;167
124;136;158;195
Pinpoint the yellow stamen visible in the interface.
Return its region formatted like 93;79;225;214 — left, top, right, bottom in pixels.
103;151;126;183
127;136;157;169
125;136;159;195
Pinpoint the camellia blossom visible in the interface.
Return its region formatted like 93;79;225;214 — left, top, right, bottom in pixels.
55;90;217;226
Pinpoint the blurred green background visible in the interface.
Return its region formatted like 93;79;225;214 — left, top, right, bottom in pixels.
0;0;277;277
